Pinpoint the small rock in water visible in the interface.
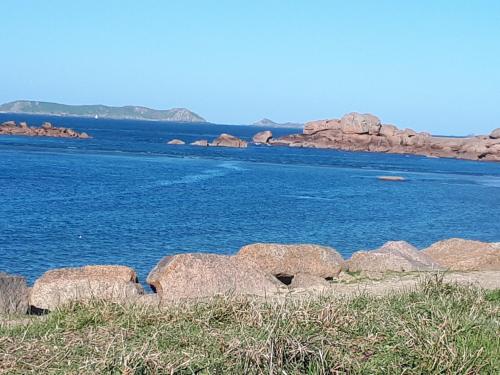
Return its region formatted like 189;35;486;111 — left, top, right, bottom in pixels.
377;176;406;181
167;139;185;145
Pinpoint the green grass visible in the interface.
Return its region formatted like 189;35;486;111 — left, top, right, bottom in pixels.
0;276;498;374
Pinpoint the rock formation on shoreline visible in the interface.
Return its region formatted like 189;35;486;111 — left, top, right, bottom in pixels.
0;272;29;314
1;238;499;313
348;241;442;274
236;243;345;284
265;113;500;161
0;121;90;139
30;265;144;311
146;253;284;300
423;238;500;271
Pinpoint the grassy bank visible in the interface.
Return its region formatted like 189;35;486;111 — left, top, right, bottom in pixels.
1;276;499;374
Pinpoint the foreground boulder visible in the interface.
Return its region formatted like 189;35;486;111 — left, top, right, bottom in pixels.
348;241;441;273
30;265;144;311
0;121;90;139
0;272;29;314
423;239;500;271
147;253;284;300
253;130;273;144
236;243;345;284
289;273;330;289
210;133;248;148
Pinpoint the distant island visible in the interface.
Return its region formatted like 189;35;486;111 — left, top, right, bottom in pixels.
252;118;303;128
0;100;207;123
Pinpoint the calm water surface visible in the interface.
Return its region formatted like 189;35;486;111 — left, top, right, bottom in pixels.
1;114;499;285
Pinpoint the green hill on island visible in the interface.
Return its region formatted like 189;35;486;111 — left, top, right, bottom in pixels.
0;100;207;122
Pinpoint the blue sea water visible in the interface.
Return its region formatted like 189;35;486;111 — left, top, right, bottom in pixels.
1;114;499;286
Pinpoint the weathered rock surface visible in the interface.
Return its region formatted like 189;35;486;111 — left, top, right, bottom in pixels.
30;265;144;311
289;273;330;289
348;241;441;273
272;112;500;161
191;139;209;146
236;243;345;282
423;239;500;271
0;272;29;314
210;133;248;148
252;130;273;144
490;128;500;139
147;253;284;300
0;121;90;139
167;139;185;145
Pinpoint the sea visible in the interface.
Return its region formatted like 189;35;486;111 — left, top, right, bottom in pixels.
1;114;499;286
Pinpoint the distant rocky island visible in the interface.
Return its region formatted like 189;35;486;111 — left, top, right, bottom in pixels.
0;100;206;123
256;113;500;162
0;120;90;139
252;118;303;128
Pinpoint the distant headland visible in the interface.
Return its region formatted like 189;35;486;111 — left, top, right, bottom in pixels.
252;118;303;128
0;100;207;123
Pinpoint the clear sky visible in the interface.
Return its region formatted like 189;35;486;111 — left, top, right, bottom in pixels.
1;0;499;134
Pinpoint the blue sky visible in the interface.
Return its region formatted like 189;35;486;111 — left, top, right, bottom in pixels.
1;0;499;134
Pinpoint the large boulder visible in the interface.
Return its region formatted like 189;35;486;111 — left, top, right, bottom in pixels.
379;124;398;137
490;128;500;139
348;241;441;273
210;133;248;148
236;243;345;284
147;253;284;300
340;112;381;135
30;265;144;311
0;272;29;315
252;130;273;144
422;238;500;271
303;119;341;135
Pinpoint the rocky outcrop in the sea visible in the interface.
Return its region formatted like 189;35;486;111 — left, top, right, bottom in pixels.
191;139;209;146
348;241;442;274
423;239;500;271
0;272;29;314
0;121;90;139
146;253;284;300
236;243;345;284
30;265;144;311
167;139;185;145
252;130;273;144
210;133;248;148
270;112;500;161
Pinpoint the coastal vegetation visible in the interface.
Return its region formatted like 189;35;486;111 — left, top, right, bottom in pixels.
1;276;498;374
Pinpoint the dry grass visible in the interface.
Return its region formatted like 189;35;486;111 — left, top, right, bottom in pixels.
0;275;499;374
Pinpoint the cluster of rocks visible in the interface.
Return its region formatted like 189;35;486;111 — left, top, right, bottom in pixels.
0;121;90;139
254;113;500;161
167;133;248;148
1;238;498;315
